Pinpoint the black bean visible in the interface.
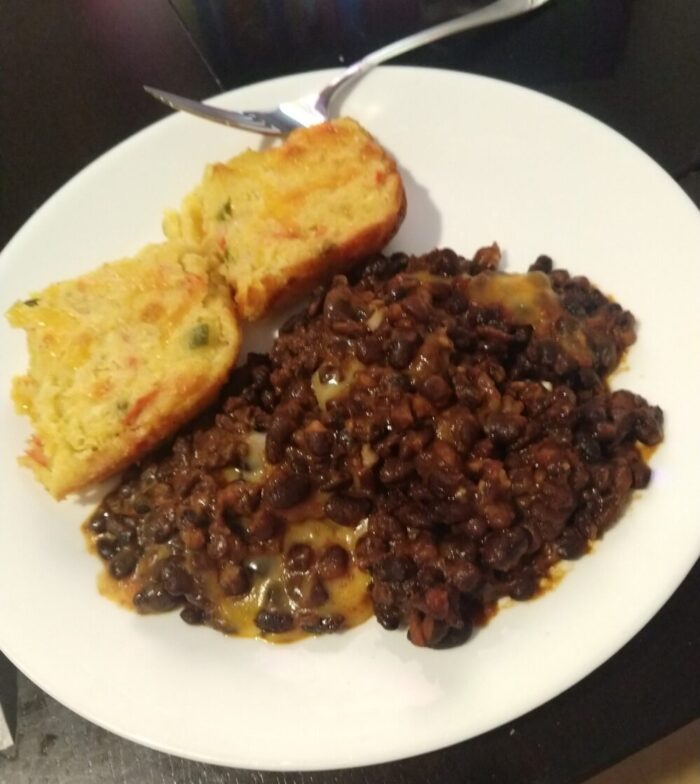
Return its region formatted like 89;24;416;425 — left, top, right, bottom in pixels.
105;515;133;537
448;562;482;593
263;471;310;509
318;468;353;492
374;555;416;583
304;423;334;456
285;543;314;573
182;506;209;529
483;412;527;445
161;562;194;596
440;534;478;563
427;280;452;301
140;515;174;545
390;399;415;431
630;458;651;489
133;500;150;515
88;509;109;534
439;408;481;454
435;500;472;525
529;255;553;273
325;494;371;526
116;528;136;546
365;252;407;280
96;534;117;560
576;430;602;462
356;336;384;365
108;547;139;579
421;375;452;407
368;513;404;540
446;289;469;315
635;405;664;445
374;603;401;630
397;503;437;529
429;248;462;276
484;502;516;531
379;458;414;485
207;532;229;560
134;585;181;614
463;517;488;540
399;428;433;459
508;570;539;601
387;329;420;369
316;545;349;580
555;528;588;560
265;413;297;463
180;605;205;625
323;287;356;322
481;528;529;572
545;270;569;291
255;610;294;634
354;535;388;570
427;468;463;498
402;294;430;322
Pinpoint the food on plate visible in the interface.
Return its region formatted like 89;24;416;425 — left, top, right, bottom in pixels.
163;118;406;320
6;241;241;499
86;246;663;646
7;117;404;497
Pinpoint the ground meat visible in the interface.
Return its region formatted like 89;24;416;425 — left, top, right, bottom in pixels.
88;246;662;648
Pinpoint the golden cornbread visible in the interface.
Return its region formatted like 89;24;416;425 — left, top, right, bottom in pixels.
6;241;241;499
163;118;406;319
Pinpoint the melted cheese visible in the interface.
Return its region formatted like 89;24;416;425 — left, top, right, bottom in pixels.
468;272;560;329
468;272;592;365
211;518;370;642
311;359;362;410
85;512;371;644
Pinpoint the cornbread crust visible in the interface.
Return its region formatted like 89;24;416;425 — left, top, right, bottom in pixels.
164;118;406;320
6;242;241;498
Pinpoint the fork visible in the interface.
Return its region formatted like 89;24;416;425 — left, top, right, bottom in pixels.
145;0;551;136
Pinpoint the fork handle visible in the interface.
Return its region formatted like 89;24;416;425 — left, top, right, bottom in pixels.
317;0;545;110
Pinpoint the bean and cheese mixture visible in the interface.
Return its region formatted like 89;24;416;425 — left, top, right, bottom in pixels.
86;247;663;647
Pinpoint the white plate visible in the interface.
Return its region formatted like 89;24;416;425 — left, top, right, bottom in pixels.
1;67;700;771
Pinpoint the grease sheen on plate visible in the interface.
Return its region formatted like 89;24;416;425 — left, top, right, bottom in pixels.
1;67;700;770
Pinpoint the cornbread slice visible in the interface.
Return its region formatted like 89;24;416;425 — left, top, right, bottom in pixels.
6;242;241;499
163;117;406;319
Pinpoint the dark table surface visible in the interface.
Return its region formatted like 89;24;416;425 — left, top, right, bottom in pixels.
1;1;699;782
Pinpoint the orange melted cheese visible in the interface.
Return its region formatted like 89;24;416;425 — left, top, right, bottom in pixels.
468;271;560;329
84;513;371;644
210;519;371;642
311;359;362;410
468;272;593;365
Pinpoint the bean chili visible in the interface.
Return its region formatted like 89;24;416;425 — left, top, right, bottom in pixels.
86;246;663;647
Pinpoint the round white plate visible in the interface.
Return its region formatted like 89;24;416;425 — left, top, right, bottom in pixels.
1;67;699;771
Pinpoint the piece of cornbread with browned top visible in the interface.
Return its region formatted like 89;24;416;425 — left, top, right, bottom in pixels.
164;118;406;319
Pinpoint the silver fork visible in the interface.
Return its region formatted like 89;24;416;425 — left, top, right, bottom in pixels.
145;0;551;136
